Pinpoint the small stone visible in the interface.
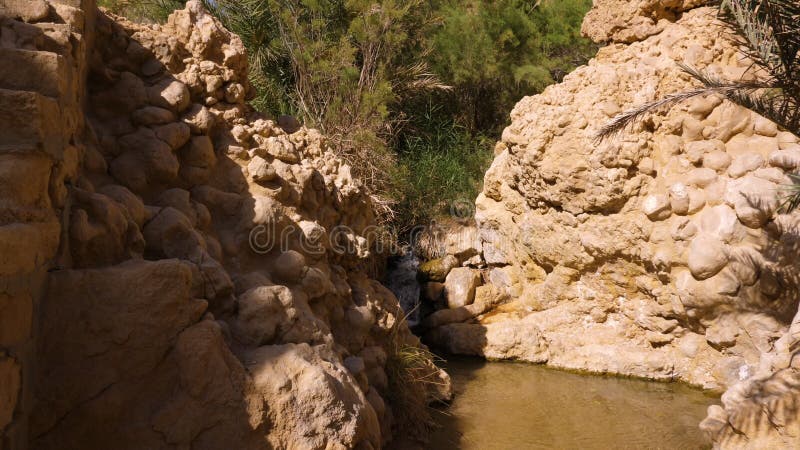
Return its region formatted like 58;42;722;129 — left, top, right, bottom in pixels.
140;58;163;76
272;250;307;283
418;255;459;282
3;0;50;21
727;153;764;178
98;184;146;227
671;218;697;241
248;155;277;182
263;136;300;163
638;157;656;175
687;168;717;187
150;79;192;112
702;150;731;172
688;234;729;280
724;175;778;229
301;267;333;299
699;205;739;243
669;183;690;215
688;95;722;116
656;135;682;155
598;100;621;117
753;167;789;185
182;104;216;135
343;356;365;376
768;148;800;170
704;179;727;206
181;135;217;169
684;140;722;165
132;106;175;126
687;187;706;214
346;306;375;331
153;122;191;150
753;116;778;137
642;194;671;220
224;82;245;103
646;331;674;346
726;134;777;158
706;321;739;349
234;286;292;346
682;117;704;141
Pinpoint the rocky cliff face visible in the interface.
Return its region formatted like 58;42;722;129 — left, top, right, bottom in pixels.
0;1;448;449
422;0;800;446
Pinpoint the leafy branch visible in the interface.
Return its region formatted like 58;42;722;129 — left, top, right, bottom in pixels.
597;0;800;209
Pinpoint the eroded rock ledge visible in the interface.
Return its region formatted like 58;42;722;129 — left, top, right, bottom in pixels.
0;1;448;449
420;0;800;447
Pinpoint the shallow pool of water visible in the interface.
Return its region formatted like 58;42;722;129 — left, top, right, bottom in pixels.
429;357;718;449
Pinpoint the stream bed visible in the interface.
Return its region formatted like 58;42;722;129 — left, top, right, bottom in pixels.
429;357;718;449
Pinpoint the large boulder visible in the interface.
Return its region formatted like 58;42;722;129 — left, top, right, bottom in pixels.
444;267;482;309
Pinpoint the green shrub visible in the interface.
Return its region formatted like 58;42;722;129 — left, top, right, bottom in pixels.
104;0;596;227
427;0;595;134
393;102;494;226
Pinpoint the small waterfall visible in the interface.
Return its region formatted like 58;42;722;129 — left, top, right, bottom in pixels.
385;249;422;328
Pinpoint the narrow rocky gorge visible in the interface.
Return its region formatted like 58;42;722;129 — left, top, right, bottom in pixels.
0;1;449;449
2;0;800;448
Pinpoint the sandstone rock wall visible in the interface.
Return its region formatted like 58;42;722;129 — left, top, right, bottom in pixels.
421;1;800;445
0;0;94;447
0;1;448;448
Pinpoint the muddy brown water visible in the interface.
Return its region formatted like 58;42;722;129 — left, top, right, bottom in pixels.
429;357;719;449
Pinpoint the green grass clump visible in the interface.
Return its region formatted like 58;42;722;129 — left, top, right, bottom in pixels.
384;314;448;440
393;102;494;227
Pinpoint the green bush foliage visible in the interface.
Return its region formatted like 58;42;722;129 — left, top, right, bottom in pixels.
101;0;596;225
427;0;594;134
393;103;494;227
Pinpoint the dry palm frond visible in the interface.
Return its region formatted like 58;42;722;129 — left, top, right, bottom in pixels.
391;59;452;98
596;2;799;152
777;173;800;213
597;0;800;209
594;75;768;142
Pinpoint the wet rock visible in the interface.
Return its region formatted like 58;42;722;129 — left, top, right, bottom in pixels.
418;255;459;282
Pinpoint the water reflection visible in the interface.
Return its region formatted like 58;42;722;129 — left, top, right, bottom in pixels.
429;357;718;449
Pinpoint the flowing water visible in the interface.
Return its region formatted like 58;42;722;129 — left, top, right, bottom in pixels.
429;357;718;449
385;250;422;327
